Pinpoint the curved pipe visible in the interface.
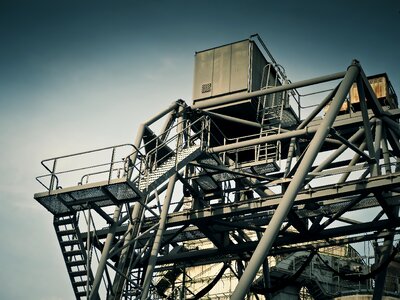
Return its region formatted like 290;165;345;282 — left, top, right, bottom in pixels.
188;262;229;300
252;250;316;294
316;242;399;281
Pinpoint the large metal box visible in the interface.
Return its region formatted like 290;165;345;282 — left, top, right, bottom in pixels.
350;73;389;102
337;73;397;112
192;39;268;106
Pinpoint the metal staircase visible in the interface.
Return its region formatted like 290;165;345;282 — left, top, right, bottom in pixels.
53;213;94;299
138;145;202;192
303;279;331;300
35;114;208;216
35;109;209;298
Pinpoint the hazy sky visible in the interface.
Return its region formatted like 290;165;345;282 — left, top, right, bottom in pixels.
1;1;399;299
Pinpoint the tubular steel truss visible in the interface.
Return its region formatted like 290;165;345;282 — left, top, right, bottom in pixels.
35;59;400;299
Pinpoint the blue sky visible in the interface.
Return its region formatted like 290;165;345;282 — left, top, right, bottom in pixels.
0;1;399;299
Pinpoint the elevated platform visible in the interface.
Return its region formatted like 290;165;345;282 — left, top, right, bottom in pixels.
34;178;141;215
35;116;205;216
35;145;202;216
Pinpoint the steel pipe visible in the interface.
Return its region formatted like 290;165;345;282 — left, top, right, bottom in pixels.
284;86;340;175
203;111;262;128
231;61;360;299
192;71;346;109
145;100;180;126
209;127;312;154
89;205;122;300
140;175;177;299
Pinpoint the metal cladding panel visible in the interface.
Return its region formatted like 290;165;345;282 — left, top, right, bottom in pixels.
339;74;396;112
212;44;231;96
350;74;388;102
229;40;250;93
250;41;268;92
193;50;214;100
193;40;251;102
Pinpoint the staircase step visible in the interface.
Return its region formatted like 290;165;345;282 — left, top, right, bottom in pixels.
73;280;88;287
54;217;76;226
66;259;86;267
60;239;80;247
56;229;77;236
64;250;85;257
76;291;88;297
70;270;88;277
53;214;94;299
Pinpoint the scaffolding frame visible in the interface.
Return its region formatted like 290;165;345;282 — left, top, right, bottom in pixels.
35;58;400;299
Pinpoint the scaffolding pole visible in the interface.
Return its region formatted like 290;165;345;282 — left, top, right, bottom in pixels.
231;61;360;300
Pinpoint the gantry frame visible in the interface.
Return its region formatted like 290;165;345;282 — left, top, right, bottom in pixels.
35;59;400;299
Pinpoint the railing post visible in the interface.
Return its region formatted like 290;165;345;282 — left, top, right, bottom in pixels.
207;117;211;148
50;159;57;190
154;138;159;169
89;205;122;300
86;207;91;298
140;174;177;300
108;147;116;183
235;138;239;168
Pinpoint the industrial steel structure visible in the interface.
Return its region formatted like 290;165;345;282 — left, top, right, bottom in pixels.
35;35;400;299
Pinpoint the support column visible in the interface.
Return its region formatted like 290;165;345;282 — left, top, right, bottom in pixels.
372;235;395;300
141;103;184;299
285;86;339;176
141;174;177;299
90;205;122;300
231;61;360;300
111;200;145;299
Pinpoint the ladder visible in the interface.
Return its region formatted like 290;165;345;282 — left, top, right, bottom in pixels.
257;64;285;163
53;214;94;299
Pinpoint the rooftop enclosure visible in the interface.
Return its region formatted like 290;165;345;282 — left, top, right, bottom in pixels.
34;35;400;300
193;39;270;106
192;36;299;172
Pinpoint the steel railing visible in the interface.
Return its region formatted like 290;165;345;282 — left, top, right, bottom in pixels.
36;114;209;192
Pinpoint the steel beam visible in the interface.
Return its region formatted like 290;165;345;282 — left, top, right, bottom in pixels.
338;141;367;183
145;100;180;126
284;86;339;176
154;219;400;267
166;172;400;227
372;233;396;300
89;205;122;300
231;61;361;299
203;111;262;129
141;174;177;299
110;201;145;299
357;75;377;167
303;127;366;180
208;108;400;155
192;71;346;109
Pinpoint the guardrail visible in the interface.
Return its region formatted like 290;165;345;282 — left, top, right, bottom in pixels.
206;118;281;169
36;113;209;192
36;143;142;191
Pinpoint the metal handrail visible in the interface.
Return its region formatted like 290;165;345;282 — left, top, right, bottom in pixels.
36;143;141;191
141;115;208;171
36;113;210;191
79;167;125;185
36;174;59;191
